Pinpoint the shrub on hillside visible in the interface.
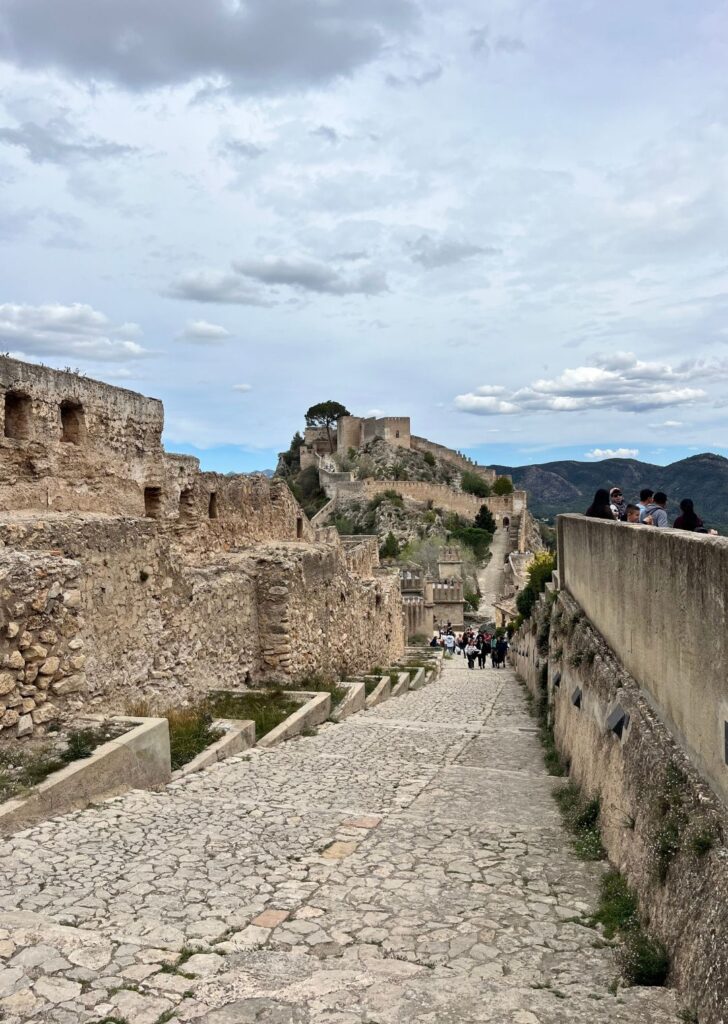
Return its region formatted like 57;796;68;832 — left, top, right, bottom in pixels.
461;471;491;498
448;526;492;560
423;451;436;467
516;551;556;619
380;532;400;559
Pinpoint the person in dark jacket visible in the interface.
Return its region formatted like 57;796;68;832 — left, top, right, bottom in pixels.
585;489;615;520
672;498;717;533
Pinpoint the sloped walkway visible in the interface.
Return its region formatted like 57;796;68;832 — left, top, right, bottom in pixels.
477;525;509;622
0;658;681;1023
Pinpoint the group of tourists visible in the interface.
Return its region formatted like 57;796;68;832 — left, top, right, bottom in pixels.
585;487;717;533
430;625;509;669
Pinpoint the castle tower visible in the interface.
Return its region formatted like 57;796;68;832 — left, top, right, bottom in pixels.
438;546;462;580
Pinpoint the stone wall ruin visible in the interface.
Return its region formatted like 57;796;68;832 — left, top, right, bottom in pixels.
0;357;404;741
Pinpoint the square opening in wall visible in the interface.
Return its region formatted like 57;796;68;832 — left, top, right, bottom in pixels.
144;486;163;518
4;391;32;440
60;399;87;444
60;400;86;444
606;704;630;740
571;687;582;709
179;487;195;521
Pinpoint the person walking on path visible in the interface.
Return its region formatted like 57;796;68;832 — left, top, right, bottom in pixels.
477;633;487;669
494;635;509;668
465;640;478;670
444;632;456;657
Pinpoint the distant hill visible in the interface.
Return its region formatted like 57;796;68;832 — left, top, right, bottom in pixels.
492;453;728;532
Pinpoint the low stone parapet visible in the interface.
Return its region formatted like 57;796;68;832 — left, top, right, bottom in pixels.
0;715;170;835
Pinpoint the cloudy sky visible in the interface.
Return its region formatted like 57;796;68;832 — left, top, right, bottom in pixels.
1;0;728;471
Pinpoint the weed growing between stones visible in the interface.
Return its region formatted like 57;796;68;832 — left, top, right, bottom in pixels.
689;827;716;857
552;783;606;860
588;868;669;987
296;673;346;707
678;1009;699;1023
128;702;224;771
650;763;689;883
206;690;300;742
0;724;124;802
519;671;567;777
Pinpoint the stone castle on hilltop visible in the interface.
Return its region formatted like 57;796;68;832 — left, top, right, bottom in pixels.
300;412;496;483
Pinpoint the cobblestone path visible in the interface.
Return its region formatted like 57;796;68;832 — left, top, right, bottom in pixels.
0;658;681;1023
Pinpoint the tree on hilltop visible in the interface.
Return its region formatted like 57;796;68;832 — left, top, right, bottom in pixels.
305;401;351;453
493;476;514;496
475;504;496;533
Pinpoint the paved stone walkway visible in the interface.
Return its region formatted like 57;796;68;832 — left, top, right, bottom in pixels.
0;658;681;1023
477;526;508;622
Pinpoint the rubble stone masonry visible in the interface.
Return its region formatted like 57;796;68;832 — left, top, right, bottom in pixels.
0;357;403;739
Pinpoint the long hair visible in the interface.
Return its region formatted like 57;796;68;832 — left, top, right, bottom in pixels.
677;498;699;530
585;488;613;519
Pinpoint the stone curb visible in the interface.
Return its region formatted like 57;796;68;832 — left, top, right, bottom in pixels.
172;719;255;779
408;667;427;690
331;681;366;722
390;672;410;698
257;691;331;748
365;676;391;709
0;716;170;835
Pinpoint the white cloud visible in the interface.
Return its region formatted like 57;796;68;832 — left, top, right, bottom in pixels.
649;419;684;428
177;320;231;343
585;448;640;460
0;303;150;362
232;383;252;393
455;353;723;417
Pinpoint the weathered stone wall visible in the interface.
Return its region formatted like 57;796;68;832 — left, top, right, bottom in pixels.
0;547;84;737
0;513;403;733
410;435;497;482
511;588;728;1024
1;356;165;516
0;357;406;739
319;470;526;524
558;514;728;804
255;541;404;681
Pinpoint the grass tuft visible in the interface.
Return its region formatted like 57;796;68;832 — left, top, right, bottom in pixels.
553;783;606;861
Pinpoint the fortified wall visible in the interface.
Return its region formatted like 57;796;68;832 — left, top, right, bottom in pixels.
512;515;728;1023
318;470;528;530
0;357;404;741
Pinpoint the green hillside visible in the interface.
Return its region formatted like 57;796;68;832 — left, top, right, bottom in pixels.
493;453;728;533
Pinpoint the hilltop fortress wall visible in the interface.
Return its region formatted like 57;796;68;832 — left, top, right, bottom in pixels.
512;516;728;1021
0;357;403;740
319;467;529;533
